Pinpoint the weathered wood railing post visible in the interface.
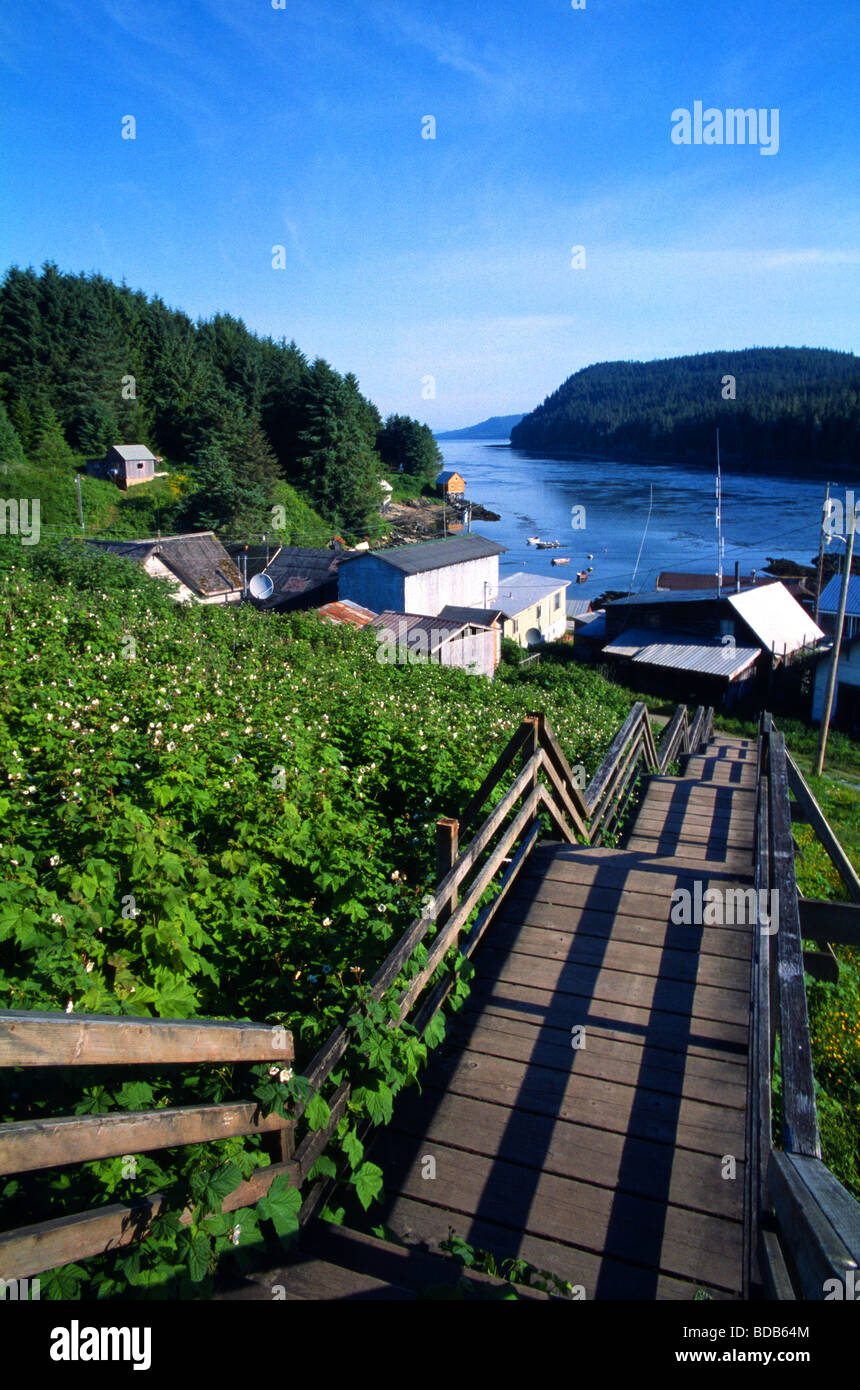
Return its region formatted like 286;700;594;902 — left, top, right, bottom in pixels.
435;817;459;930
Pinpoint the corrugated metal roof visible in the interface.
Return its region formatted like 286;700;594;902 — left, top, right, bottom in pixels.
632;641;760;681
342;534;505;576
817;573;860;617
261;546;342;602
575;612;606;640
438;604;502;626
656;571;765;591
728;581;824;656
109;444;157;461
317;599;376;627
566;599;593;618
490;571;569;617
435;471;464;485
372;611;472;652
602;628;656;658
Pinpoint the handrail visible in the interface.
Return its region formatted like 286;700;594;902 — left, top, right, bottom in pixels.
749;712;860;1299
0;700;708;1285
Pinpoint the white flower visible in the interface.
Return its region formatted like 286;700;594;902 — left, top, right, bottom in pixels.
49;855;59;867
51;913;64;925
322;916;332;927
65;1000;73;1014
391;870;400;881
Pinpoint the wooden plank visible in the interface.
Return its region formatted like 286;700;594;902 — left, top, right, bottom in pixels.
530;711;590;825
0;1103;291;1176
536;747;589;840
0;1012;294;1068
223;1257;414;1301
452;1003;748;1084
524;851;751;895
786;750;860;902
584;703;647;816
799;897;860;946
442;1013;748;1109
461;975;749;1057
657;706;689;771
623;837;752;872
785;1153;860;1262
500;895;753;957
760;1227;797;1301
389;1084;743;1217
485;920;750;991
369;1192;733;1300
375;1133;743;1291
769;731;821;1159
478;944;752;1029
768;1151;858;1298
0;1085;350;1281
432;1046;746;1153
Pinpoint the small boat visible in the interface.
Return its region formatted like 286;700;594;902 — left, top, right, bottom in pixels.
576;570;588;583
536;539;561;550
551;556;570;566
587;565;594;572
526;536;540;545
587;553;594;560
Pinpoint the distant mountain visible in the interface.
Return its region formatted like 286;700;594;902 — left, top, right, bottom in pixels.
435;414;524;441
510;349;860;473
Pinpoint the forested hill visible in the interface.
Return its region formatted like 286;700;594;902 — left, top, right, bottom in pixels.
510;349;860;472
435;414;524;440
0;263;441;539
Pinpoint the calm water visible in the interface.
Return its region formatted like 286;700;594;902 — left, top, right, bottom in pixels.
437;439;851;604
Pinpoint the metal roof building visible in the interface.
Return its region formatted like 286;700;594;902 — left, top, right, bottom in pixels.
817;573;860;617
727;583;824;657
259;546;345;611
338;535;506;619
340;535;505;576
317;599;377;627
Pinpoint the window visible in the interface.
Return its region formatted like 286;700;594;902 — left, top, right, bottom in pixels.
537;605;542;621
554;592;561;610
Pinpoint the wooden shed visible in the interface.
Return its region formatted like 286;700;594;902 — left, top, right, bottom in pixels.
436;470;466;499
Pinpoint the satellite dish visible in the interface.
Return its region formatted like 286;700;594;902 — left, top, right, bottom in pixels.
249;572;274;601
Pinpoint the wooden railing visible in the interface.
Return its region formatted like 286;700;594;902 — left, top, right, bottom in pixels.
748;713;860;1300
0;700;711;1285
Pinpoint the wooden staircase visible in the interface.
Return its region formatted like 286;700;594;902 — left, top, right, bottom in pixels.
223;734;759;1300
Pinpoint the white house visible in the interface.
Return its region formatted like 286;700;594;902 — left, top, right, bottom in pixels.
489;572;570;647
337;535;506;616
816;574;860;643
812;634;860;731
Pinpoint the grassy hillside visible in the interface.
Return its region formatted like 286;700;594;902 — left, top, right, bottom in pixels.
0;539;633;1296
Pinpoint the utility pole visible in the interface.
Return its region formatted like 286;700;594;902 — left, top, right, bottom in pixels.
74;474;84;533
813;480;832;627
814;507;855;775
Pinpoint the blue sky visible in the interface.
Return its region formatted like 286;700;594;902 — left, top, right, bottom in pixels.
1;0;858;429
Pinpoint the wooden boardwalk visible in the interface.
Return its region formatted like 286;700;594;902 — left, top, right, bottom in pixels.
228;736;759;1300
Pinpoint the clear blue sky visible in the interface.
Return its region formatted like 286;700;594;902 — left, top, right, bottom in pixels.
1;0;858;429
